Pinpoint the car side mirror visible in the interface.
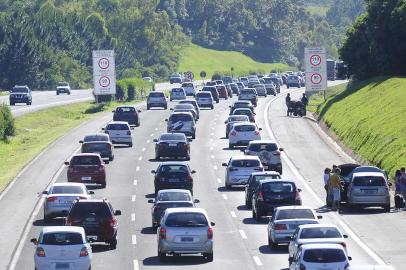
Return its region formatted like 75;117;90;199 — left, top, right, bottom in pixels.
348;256;352;261
187;138;192;142
101;128;105;130
317;215;323;219
279;148;284;151
297;188;302;192
88;191;95;195
114;210;122;216
151;170;156;174
258;128;262;131
191;170;196;174
222;163;228;167
64;161;69;166
79;140;83;144
153;139;158;143
165;119;168;122
111;110;115;113
42;191;49;195
104;160;109;164
148;199;154;203
30;238;38;245
210;222;215;226
193;199;200;203
343;234;348;239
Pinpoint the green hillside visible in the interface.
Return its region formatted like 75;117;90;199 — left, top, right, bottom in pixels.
179;44;292;79
316;77;406;178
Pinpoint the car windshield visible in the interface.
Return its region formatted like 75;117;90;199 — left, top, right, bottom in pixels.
202;87;215;92
248;143;278;152
339;165;359;176
160;134;185;141
263;182;294;193
276;209;315;220
235;125;255;132
175;105;194;110
158;192;191;201
69;203;112;218
234;110;252;116
70;156;101;165
353;176;385;186
149;92;164;97
42;232;83;245
231;159;260;167
159;165;189;176
165;213;208;227
300;227;341;239
50;186;84;194
83;143;109;151
172;89;183;93
303;249;347;263
106;124;129;130
83;135;109;142
12;87;28;93
58;82;69;86
170;114;193;122
116;107;135;113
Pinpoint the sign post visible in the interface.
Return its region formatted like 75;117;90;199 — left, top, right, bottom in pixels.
92;50;116;102
305;48;327;97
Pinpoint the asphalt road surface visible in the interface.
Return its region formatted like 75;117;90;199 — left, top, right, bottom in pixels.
1;81;401;270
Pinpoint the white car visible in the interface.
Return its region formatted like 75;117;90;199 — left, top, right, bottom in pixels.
170;88;186;101
32;226;92;270
43;183;94;221
222;156;263;188
103;121;133;147
196;91;214;109
288;224;348;264
228;122;261;149
290;243;351;270
181;82;196;96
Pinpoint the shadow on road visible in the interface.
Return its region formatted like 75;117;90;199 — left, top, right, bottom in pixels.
33;218;65;227
91;243;113;253
141;227;156;235
339;206;390;215
237;205;250;211
258;244;288;255
145;193;155;199
242;217;268;225
143;255;209;266
217;186;245;193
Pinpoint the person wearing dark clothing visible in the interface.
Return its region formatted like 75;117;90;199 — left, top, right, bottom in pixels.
301;93;308;115
286;93;291;116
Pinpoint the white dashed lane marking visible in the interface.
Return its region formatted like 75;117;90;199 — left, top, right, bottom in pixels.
138;156;143;161
230;211;237;218
142;148;146;152
136;166;140;172
133;180;138;186
213;165;218;170
131;213;135;222
253;256;263;266
132;235;137;245
239;230;247;239
133;260;139;270
222;194;228;200
217;178;222;184
132;195;136;202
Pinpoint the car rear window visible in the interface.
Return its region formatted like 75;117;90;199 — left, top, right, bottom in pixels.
300;227;341;239
234;102;250;108
234;125;255;132
254;85;265;90
234;110;252;116
50;186;84;194
160;134;186;141
276;209;315;220
182;83;193;87
172;88;184;93
42;232;83;245
303;249;347;263
352;176;386;186
83;143;109;151
149;92;164;97
165;213;208;227
158;192;191;201
175;104;194;110
263;182;294;193
83;135;109;142
197;92;211;98
231;159;260;167
69;202;112;218
202;86;215;92
169;114;193;122
159;165;189;175
248;143;278;152
70;156;101;165
106;123;129;130
115;107;135;113
229;116;249;122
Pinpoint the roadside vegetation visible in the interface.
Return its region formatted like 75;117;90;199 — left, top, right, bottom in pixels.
179;44;292;79
312;77;406;178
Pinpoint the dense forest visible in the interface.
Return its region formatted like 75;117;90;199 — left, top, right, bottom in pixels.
0;0;365;90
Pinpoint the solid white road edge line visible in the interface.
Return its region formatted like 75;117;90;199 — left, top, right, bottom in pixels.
239;230;247;239
263;96;386;266
253;256;263;266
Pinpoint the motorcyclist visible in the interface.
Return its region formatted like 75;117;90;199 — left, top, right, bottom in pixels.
285;93;291;116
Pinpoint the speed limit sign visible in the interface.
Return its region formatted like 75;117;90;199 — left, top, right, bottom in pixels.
305;48;327;92
93;50;116;95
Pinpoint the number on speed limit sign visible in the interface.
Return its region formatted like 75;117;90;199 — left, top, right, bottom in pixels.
310;73;322;84
310;54;322;67
99;76;111;87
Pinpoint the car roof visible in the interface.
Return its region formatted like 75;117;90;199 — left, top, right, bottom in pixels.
116;105;135;109
276;206;313;210
260;179;295;185
248;140;276;144
352;172;385;177
231;155;260;161
159;161;189;166
353;166;383;172
170;112;193;117
300;243;345;250
41;226;85;234
51;183;86;187
233;122;256;127
157;189;192;195
108;121;129;125
298;224;340;230
165;207;207;215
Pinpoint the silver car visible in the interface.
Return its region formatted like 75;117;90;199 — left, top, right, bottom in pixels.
166;112;196;139
347;172;391;211
244;140;283;174
222;156;263;188
43;183;93;221
267;206;322;249
253;84;267;97
195;92;214;109
157;208;215;261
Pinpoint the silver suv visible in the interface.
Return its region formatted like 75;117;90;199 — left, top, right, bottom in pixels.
244;140;283;174
239;88;258;106
147;92;167;110
157;208;215;261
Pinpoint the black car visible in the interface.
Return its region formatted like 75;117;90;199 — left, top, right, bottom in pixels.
151;162;196;195
252;180;302;221
229;101;254;115
338;163;360;202
9;85;32;105
202;86;219;103
112;106;141;126
66;199;121;248
154;133;190;160
245;172;281;208
263;77;281;93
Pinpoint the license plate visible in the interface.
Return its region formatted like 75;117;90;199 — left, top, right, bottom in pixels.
169;179;179;183
81;176;92;181
363;189;376;194
169;143;177;147
181;237;193;242
56;263;69;269
58;200;71;205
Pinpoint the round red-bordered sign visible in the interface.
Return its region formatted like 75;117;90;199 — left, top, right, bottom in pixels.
310;54;322;67
99;76;111;88
98;58;110;69
310;73;322;84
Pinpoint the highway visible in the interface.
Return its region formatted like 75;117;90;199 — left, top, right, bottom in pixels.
0;81;178;117
1;82;402;270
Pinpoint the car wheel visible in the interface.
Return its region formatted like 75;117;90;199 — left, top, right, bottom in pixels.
216;100;219;103
384;205;391;212
147;105;150;110
192;133;196;139
205;252;214;262
129;143;133;147
164;105;167;110
252;209;256;219
211;105;214;109
268;236;278;249
229;143;234;149
158;249;166;261
225;182;231;189
101;182;106;188
57;92;60;95
255;209;261;221
10;102;14;106
185;156;190;161
109;156;114;161
109;235;117;249
155;156;160;161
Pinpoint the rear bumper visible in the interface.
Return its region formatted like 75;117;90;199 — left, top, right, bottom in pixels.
159;240;213;254
271;231;294;244
227;175;250;185
110;137;132;144
197;102;213;107
44;205;71;217
67;174;106;184
157;149;189;157
348;195;390;205
34;257;91;270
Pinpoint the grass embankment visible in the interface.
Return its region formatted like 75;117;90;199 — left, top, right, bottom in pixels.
179;44;293;79
312;77;406;178
307;83;349;113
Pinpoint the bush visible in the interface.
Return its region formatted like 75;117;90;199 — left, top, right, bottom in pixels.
115;84;126;101
127;84;136;101
0;104;15;141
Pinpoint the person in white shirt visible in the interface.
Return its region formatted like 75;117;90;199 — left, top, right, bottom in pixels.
324;168;331;205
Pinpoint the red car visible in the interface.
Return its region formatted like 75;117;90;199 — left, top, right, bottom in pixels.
216;85;228;100
65;153;107;188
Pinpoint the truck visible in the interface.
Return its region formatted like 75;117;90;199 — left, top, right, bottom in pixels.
327;59;336;81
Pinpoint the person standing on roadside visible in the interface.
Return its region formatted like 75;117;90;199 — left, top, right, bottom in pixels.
400;167;406;201
323;168;331;205
328;168;342;211
395;170;402;195
286;93;291;116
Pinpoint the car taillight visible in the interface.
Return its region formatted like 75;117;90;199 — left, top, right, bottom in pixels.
341;242;347;248
109;218;117;228
187;175;193;182
99;164;105;171
258;192;264;201
299;264;306;270
254;167;263;171
230;131;237;136
108;144;112;150
207;228;213;240
47;196;57;202
274;224;287;230
66;217;72;226
80;247;89;257
160;228;167;239
255;130;260;135
36;247;46;257
295;191;301;201
127;131;131;135
273;151;281;156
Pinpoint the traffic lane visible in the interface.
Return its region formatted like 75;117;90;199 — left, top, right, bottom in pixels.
269;87;403;267
208;94;374;269
13;103;170;270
